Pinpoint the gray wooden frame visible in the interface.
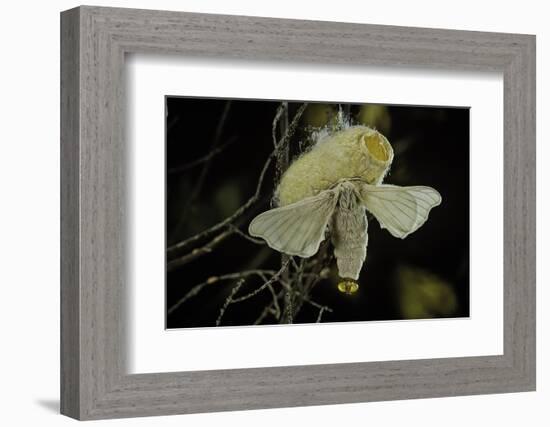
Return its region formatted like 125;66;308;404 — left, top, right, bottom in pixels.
60;5;536;420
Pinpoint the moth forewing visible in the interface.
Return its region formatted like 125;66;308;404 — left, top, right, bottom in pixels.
248;187;339;258
330;183;368;281
360;184;442;239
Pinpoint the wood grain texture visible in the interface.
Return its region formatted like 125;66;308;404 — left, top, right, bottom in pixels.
60;7;81;419
60;5;536;420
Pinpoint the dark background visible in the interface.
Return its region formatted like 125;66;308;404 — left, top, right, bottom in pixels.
166;97;470;329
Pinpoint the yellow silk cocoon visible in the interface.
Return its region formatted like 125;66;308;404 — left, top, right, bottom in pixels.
277;126;394;206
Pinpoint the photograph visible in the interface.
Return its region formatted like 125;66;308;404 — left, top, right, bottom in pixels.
165;98;470;329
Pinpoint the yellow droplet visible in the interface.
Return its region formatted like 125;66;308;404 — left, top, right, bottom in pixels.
337;280;359;295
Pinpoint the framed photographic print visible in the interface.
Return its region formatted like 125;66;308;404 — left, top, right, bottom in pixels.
61;6;536;420
165;97;467;329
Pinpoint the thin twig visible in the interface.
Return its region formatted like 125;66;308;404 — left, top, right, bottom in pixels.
216;278;246;326
283;288;294;324
276;103;294;324
230;259;290;303
290;257;301;271
253;284;332;325
267;284;281;320
254;272;281;321
228;225;265;245
254;306;280;325
316;307;326;323
304;298;332;313
167;269;276;315
167;198;269;271
342;103;351;119
281;281;333;313
167;137;237;175
167;229;233;271
169;101;233;241
272;102;287;148
288;258;307;317
254;289;285;325
276;103;290;181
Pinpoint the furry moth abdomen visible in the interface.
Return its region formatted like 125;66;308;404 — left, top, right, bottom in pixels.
330;182;368;281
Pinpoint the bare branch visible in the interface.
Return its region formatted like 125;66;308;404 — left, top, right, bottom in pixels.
254;288;285;325
167;102;308;257
216;278;246;326
171;101;233;237
166;101;337;328
287;258;306;318
254;306;279;325
167;229;233;271
290;257;301;271
316;307;326;323
253;282;333;326
167;269;276;315
276;103;294;324
272;102;287;148
167;136;237;175
166;223;267;271
283;287;294;324
304;298;333;313
230;259;290;303
267;284;281;320
228;225;265;245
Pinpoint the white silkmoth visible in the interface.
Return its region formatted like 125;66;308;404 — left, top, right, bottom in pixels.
248;125;441;294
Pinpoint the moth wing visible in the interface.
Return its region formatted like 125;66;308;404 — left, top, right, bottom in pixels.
248;189;339;257
360;184;441;239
